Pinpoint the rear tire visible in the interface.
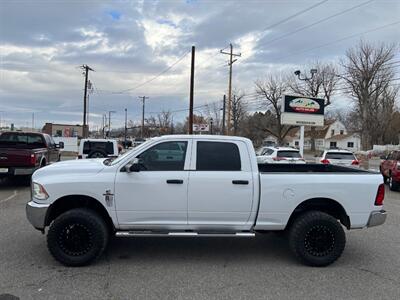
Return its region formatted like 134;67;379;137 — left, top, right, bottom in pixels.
389;176;399;191
47;208;109;266
288;211;346;267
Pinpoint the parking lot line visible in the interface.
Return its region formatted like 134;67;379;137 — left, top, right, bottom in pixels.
0;190;18;204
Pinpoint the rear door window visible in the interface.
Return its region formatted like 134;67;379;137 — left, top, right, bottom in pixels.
196;141;241;171
325;152;355;160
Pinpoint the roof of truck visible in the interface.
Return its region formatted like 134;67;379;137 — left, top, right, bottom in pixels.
151;135;252;142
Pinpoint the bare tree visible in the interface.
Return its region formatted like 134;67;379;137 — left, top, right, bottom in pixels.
255;74;295;145
205;102;222;134
157;110;173;134
231;91;247;135
341;41;398;149
288;62;340;151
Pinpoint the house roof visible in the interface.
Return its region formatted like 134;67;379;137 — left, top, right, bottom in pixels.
326;133;357;141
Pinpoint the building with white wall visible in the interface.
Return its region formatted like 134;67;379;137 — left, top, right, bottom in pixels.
285;120;361;152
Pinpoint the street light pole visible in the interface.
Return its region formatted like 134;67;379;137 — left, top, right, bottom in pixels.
293;68;318;157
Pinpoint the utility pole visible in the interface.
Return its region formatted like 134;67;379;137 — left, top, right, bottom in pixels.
80;64;94;138
138;96;149;138
102;114;105;138
31;112;34;131
124;108;128;148
221;95;226;135
108;111;116;138
220;44;240;135
189;45;195;134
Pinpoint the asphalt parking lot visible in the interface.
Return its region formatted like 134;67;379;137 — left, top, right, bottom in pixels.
0;177;399;300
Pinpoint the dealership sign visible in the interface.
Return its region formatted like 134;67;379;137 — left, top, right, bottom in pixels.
281;95;325;126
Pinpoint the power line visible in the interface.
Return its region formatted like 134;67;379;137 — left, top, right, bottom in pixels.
196;0;329;71
111;50;190;94
255;0;374;50
259;0;330;32
272;20;400;62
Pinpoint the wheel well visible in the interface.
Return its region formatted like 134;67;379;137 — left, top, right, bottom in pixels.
286;198;350;230
45;195;115;232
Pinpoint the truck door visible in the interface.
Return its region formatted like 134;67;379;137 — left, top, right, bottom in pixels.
43;134;58;163
187;140;254;227
114;140;191;226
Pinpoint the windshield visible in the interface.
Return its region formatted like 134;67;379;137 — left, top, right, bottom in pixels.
107;139;151;166
325;152;355;160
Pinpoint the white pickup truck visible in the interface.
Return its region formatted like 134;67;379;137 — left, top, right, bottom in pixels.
26;135;386;267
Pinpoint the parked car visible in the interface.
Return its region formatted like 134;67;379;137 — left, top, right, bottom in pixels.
132;138;146;148
256;146;305;164
380;150;400;191
318;149;360;167
78;139;119;159
0;131;63;178
27;135;386;267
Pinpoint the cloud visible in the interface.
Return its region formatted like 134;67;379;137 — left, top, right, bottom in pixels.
0;0;399;129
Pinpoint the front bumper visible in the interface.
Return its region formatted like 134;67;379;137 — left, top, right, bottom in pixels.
26;201;50;231
367;210;387;227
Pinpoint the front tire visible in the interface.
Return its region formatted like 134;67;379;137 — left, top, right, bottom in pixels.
47;208;109;266
288;211;346;267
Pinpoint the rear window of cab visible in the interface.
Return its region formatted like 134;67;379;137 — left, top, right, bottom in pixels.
277;151;301;158
325;152;355;160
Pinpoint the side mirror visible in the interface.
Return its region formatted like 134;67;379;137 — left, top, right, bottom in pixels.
125;158;140;173
57;142;64;149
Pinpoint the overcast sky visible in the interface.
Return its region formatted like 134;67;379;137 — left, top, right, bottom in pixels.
0;0;399;130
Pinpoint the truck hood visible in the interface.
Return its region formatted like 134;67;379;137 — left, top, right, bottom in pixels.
32;158;106;180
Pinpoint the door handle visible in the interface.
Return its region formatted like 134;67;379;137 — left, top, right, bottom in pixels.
166;179;184;184
232;180;249;185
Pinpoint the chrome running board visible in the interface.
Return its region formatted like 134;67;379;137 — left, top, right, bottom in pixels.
115;231;255;237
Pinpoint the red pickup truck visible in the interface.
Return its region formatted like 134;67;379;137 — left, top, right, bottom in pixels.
380;150;400;191
0;132;63;178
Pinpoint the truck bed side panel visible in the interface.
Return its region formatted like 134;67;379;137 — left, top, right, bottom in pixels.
255;173;383;230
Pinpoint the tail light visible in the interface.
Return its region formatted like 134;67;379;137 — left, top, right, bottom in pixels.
375;184;385;206
30;154;36;165
321;159;330;164
273;157;287;161
351;160;360;165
